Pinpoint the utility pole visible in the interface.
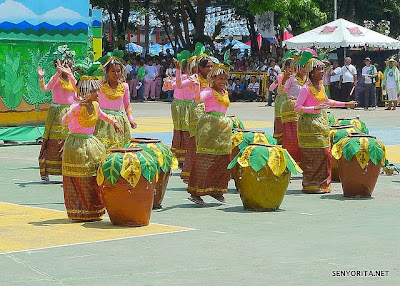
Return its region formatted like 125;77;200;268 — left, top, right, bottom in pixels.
334;0;337;20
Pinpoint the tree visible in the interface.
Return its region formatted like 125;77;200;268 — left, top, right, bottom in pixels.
91;0;131;50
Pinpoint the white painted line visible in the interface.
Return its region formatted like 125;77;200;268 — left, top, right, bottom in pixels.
300;212;314;216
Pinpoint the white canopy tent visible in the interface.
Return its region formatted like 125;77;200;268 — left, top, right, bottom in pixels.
284;18;400;50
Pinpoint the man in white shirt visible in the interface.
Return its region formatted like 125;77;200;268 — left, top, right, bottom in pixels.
330;60;341;100
361;57;378;110
340;57;357;101
144;58;158;100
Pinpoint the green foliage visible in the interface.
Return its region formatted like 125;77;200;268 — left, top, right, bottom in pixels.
156;142;173;173
0;49;24;110
238;132;255;150
284;150;299;175
368;138;384;165
249;146;269;172
102;152;123;185
24;48;53;109
137;149;158;183
342;138;361;161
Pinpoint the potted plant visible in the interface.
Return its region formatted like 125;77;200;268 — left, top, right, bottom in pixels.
231;130;277;190
97;147;158;226
228;143;301;211
335;116;369;134
329;125;362;181
332;134;386;198
125;137;177;209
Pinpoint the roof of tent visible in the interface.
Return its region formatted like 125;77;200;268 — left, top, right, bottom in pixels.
284;18;400;50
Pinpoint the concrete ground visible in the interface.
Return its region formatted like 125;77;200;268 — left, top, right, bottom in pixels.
0;102;399;286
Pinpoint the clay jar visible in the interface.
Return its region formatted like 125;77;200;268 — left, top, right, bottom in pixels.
131;137;170;209
337;134;382;198
101;148;155;226
236;143;290;211
231;129;267;191
329;125;361;182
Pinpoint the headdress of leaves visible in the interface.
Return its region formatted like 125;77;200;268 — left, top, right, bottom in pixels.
177;50;191;69
297;51;314;67
282;51;295;62
98;49;125;66
53;45;76;60
74;58;104;81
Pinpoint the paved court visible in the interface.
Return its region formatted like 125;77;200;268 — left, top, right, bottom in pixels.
0;102;399;285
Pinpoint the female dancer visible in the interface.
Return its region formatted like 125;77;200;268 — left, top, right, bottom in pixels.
187;62;232;205
270;57;293;144
38;58;78;181
96;52;137;149
295;57;357;193
62;67;123;220
282;58;307;163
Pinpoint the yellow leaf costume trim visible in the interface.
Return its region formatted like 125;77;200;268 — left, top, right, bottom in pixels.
59;76;76;93
213;89;230;107
74;101;99;127
120;153;142;187
308;81;327;102
100;82;125;100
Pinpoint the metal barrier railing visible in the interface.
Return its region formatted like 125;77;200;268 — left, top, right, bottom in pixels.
229;71;270;100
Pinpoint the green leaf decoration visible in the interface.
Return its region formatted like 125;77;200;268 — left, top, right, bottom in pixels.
342;138;361;161
205;49;211;56
137;149;158;182
368;138;384;165
265;134;278;145
135;144;160;170
358;120;369;134
228;149;244;169
284;151;298;175
223;50;230;64
282;51;295;61
338;119;351;125
98;52;113;65
333;129;351;144
177;50;191;63
156;142;173;173
113;49;124;59
327;113;335;125
249;146;270;172
86;62;102;76
298;51;314;66
194;42;205;56
238;132;255;150
102;152;123;186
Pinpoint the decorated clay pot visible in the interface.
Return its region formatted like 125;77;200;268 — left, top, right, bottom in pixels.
228;115;245;130
230;129;277;191
332;134;386;198
326;112;336;126
335;116;369;134
329;125;362;181
125;137;177;209
228;143;302;211
97;148;158;226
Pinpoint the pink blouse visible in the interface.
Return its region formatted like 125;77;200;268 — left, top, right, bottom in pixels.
200;87;229;114
98;82;134;121
39;72;78;105
295;82;345;114
62;102;115;135
162;76;184;100
284;75;303;99
175;69;200;100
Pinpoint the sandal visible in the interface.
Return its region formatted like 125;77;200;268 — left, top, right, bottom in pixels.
211;194;226;203
41;175;49;182
188;196;205;205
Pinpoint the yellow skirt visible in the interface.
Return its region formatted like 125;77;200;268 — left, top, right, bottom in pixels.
62;134;106;177
298;111;330;149
43;104;70;140
274;93;287;118
189;102;205;137
196;113;232;155
94;110;131;150
171;99;192;131
281;99;298;124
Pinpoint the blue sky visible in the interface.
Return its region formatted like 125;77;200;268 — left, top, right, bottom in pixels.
0;0;89;17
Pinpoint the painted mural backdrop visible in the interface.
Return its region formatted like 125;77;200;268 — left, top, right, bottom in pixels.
0;0;91;126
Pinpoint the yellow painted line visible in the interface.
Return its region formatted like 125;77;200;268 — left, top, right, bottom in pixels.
386;145;400;163
0;202;191;254
132;117;273;133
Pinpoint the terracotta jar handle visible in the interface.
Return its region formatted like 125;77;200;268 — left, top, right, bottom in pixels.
347;133;376;139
